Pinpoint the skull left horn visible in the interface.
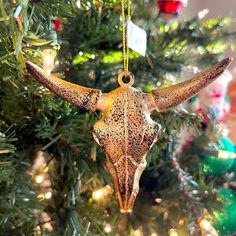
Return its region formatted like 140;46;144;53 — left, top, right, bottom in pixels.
25;61;102;111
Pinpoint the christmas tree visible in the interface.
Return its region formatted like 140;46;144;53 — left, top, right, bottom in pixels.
1;0;236;235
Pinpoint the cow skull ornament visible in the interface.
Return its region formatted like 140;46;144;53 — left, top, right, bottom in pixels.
26;57;232;213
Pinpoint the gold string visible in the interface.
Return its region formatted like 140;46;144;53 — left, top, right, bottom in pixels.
121;0;131;74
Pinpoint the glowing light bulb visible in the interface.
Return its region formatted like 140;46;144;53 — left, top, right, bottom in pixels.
86;1;91;10
92;185;113;202
42;49;56;74
198;8;209;19
37;193;45;200
44;222;53;232
150;233;158;236
35;175;44;184
76;0;81;8
92;189;104;201
104;224;112;233
133;229;142;236
169;229;178;236
155;198;162;203
45;192;52;199
178;219;184;226
182;0;188;6
200;219;211;231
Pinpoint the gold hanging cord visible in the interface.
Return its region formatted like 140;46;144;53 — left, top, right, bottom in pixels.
121;0;131;74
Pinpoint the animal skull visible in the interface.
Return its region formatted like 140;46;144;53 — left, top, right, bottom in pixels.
26;57;232;213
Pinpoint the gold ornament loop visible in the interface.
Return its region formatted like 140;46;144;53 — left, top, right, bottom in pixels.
118;71;135;87
121;0;131;73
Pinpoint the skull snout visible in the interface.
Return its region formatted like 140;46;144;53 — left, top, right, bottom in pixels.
118;192;136;214
112;155;147;214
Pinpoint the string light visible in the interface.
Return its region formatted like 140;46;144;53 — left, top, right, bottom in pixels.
150;233;158;236
44;222;53;232
35;175;44;184
198;9;209;19
42;49;56;75
199;219;211;231
133;229;143;236
178;219;184;226
76;0;81;8
198;219;218;236
169;229;178;236
45;191;52;199
104;223;112;233
155;198;162;203
86;1;91;10
92;189;104;201
92;185;113;202
37;193;45;200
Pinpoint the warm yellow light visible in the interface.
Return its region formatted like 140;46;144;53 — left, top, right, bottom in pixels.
200;219;211;231
44;222;53;232
169;229;178;236
199;219;218;236
37;193;45;200
92;185;113;202
44;223;51;228
133;229;143;236
45;192;52;199
42;49;56;74
155;198;162;203
150;233;158;236
178;219;184;226
35;175;44;184
104;223;112;233
92;189;104;201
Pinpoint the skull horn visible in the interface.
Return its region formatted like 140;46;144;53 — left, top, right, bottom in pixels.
145;57;233;112
26;61;104;111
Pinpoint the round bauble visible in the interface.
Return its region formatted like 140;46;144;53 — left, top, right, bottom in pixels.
201;135;235;175
157;0;185;14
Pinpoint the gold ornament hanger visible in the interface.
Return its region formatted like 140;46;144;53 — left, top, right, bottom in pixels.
121;0;131;75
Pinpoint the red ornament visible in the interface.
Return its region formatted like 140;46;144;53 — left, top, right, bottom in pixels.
52;17;62;31
178;172;184;182
157;0;184;14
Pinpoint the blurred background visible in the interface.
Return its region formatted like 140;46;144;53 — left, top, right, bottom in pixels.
182;0;236;67
182;0;236;144
1;1;236;236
